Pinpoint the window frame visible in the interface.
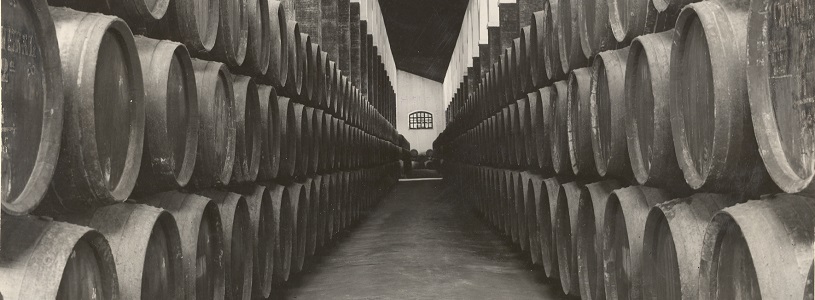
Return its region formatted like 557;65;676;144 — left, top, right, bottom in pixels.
408;111;434;130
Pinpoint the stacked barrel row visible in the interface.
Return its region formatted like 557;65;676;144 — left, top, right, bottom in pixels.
1;0;401;299
435;0;813;298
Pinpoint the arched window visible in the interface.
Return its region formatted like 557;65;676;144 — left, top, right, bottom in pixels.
409;111;433;129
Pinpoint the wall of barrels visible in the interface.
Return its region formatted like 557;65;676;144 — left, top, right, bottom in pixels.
435;0;814;298
0;0;402;298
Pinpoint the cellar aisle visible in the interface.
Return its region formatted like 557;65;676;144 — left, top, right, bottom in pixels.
280;179;568;299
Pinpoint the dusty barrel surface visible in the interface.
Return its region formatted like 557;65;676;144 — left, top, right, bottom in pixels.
276;97;295;178
61;203;184;300
551;80;574;175
207;0;248;67
670;2;772;195
603;185;671;300
747;0;815;194
590;47;630;178
567;68;597;176
145;0;219;53
577;0;617;58
295;105;312;177
141;191;225;300
133;37;199;195
642;193;743;300
263;1;289;87
557;0;588;73
1;0;65;215
625;31;685;189
257;85;281;181
282;21;303;97
310;109;324;174
576;180;621;300
197;190;253;300
530;12;548;87
304;177;321;256
522;172;545;264
230;185;275;298
236;0;271;75
286;183;309;274
699;195;815;299
48;0;169;28
555;181;585;296
45;8;145;212
231;75;262;184
532;88;555;173
518;97;537;168
189;59;236;188
541;177;566;278
0;215;119;299
262;183;292;284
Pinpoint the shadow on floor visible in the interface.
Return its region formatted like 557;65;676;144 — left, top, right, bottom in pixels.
275;179;573;300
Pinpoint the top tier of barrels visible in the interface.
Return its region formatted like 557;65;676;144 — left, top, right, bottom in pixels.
1;0;401;215
436;0;814;196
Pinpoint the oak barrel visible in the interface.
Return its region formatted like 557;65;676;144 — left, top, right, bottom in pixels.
699;194;815;299
231;185;276;298
133;37;198;196
576;0;617;58
234;0;271;75
1;0;65;215
196;190;253;300
590;47;630;178
641;193;743;299
140;191;226;300
575;180;621;300
46;8;145;212
231;75;261;184
602;185;671;300
257;85;281;181
144;0;219;53
208;0;248;67
0;215;118;299
262;1;289;87
286;182;309;274
551;80;574;175
566;68;597;176
557;0;588;72
189;59;236;188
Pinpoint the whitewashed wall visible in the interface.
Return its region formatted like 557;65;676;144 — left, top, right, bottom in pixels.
396;70;446;151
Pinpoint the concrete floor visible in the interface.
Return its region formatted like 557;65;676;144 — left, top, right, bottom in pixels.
279;179;570;299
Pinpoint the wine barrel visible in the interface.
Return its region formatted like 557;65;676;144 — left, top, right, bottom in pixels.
287;182;309;274
551;80;574;175
141;191;226;300
518;96;537;168
231;185;275;299
590;47;630;178
311;109;324;174
602;185;671;300
577;0;617;58
257;84;281;181
208;0;248;67
512;171;527;249
699;194;815;299
316;175;330;248
670;4;772;195
330;172;342;237
641;193;743;299
235;0;271;76
530;12;548;87
496;169;509;233
516;35;533;94
263;1;289;87
320;174;334;245
132;37;198;196
555;181;585;296
303;40;321;104
747;0;815;194
625;31;685;189
557;0;588;73
144;0;219;53
532;88;555;173
55;203;183;299
297;106;314;177
541;177;565;278
44;8;144;212
276;96;295;178
231;75;262;184
196;190;253;300
0;215;118;299
1;0;65;215
575;180;621;300
297;33;313;102
48;0;169;29
509;103;525;167
188;59;236;188
262;183;292;283
522;172;543;264
304;177;321;256
282;21;303;97
567;68;597;176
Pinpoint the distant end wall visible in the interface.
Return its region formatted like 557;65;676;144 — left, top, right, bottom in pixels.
396;70;446;152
